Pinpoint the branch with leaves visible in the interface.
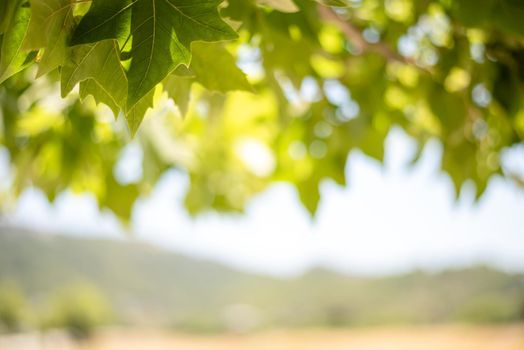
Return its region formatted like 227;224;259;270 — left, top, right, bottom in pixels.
1;0;524;221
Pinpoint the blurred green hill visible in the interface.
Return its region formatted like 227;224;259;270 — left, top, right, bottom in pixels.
0;227;523;332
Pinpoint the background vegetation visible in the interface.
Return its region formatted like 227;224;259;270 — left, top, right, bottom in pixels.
1;228;523;335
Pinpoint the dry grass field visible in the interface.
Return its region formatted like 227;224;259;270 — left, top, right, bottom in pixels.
2;325;523;350
89;324;524;350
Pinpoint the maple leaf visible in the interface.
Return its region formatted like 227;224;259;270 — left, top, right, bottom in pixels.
71;0;238;109
0;0;35;84
24;0;75;76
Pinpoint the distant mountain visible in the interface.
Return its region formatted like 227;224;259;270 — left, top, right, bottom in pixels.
0;226;523;330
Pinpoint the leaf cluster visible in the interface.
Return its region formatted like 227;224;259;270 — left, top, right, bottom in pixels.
1;0;524;219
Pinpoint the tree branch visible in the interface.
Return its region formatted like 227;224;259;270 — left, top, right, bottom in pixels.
317;5;413;65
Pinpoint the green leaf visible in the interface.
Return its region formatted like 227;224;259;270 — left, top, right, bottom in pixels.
25;0;75;76
71;0;238;110
257;0;299;13
190;42;251;93
452;0;524;38
221;0;257;21
297;176;321;216
0;1;33;83
428;85;466;135
0;0;20;35
314;0;347;7
69;0;133;46
61;40;127;113
103;175;140;222
163;74;193;116
125;88;155;136
79;79;122;117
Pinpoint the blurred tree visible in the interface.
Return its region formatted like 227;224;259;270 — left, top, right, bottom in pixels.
0;282;28;333
519;298;524;321
455;294;519;324
42;282;112;340
0;0;524;220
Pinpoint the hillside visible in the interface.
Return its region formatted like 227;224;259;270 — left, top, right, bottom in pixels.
0;227;523;330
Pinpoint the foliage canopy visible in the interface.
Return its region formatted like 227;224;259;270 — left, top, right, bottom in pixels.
1;0;524;220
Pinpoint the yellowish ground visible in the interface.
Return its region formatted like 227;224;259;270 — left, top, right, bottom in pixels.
89;325;524;350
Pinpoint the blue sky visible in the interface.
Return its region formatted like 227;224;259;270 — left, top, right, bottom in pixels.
5;129;524;276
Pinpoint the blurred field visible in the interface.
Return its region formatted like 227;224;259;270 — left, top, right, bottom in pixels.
2;325;523;350
1;231;524;350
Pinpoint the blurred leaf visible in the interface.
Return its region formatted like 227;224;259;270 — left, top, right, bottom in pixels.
190;42;252;93
257;0;299;12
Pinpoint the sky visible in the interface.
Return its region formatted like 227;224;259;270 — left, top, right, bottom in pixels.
3;128;524;277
